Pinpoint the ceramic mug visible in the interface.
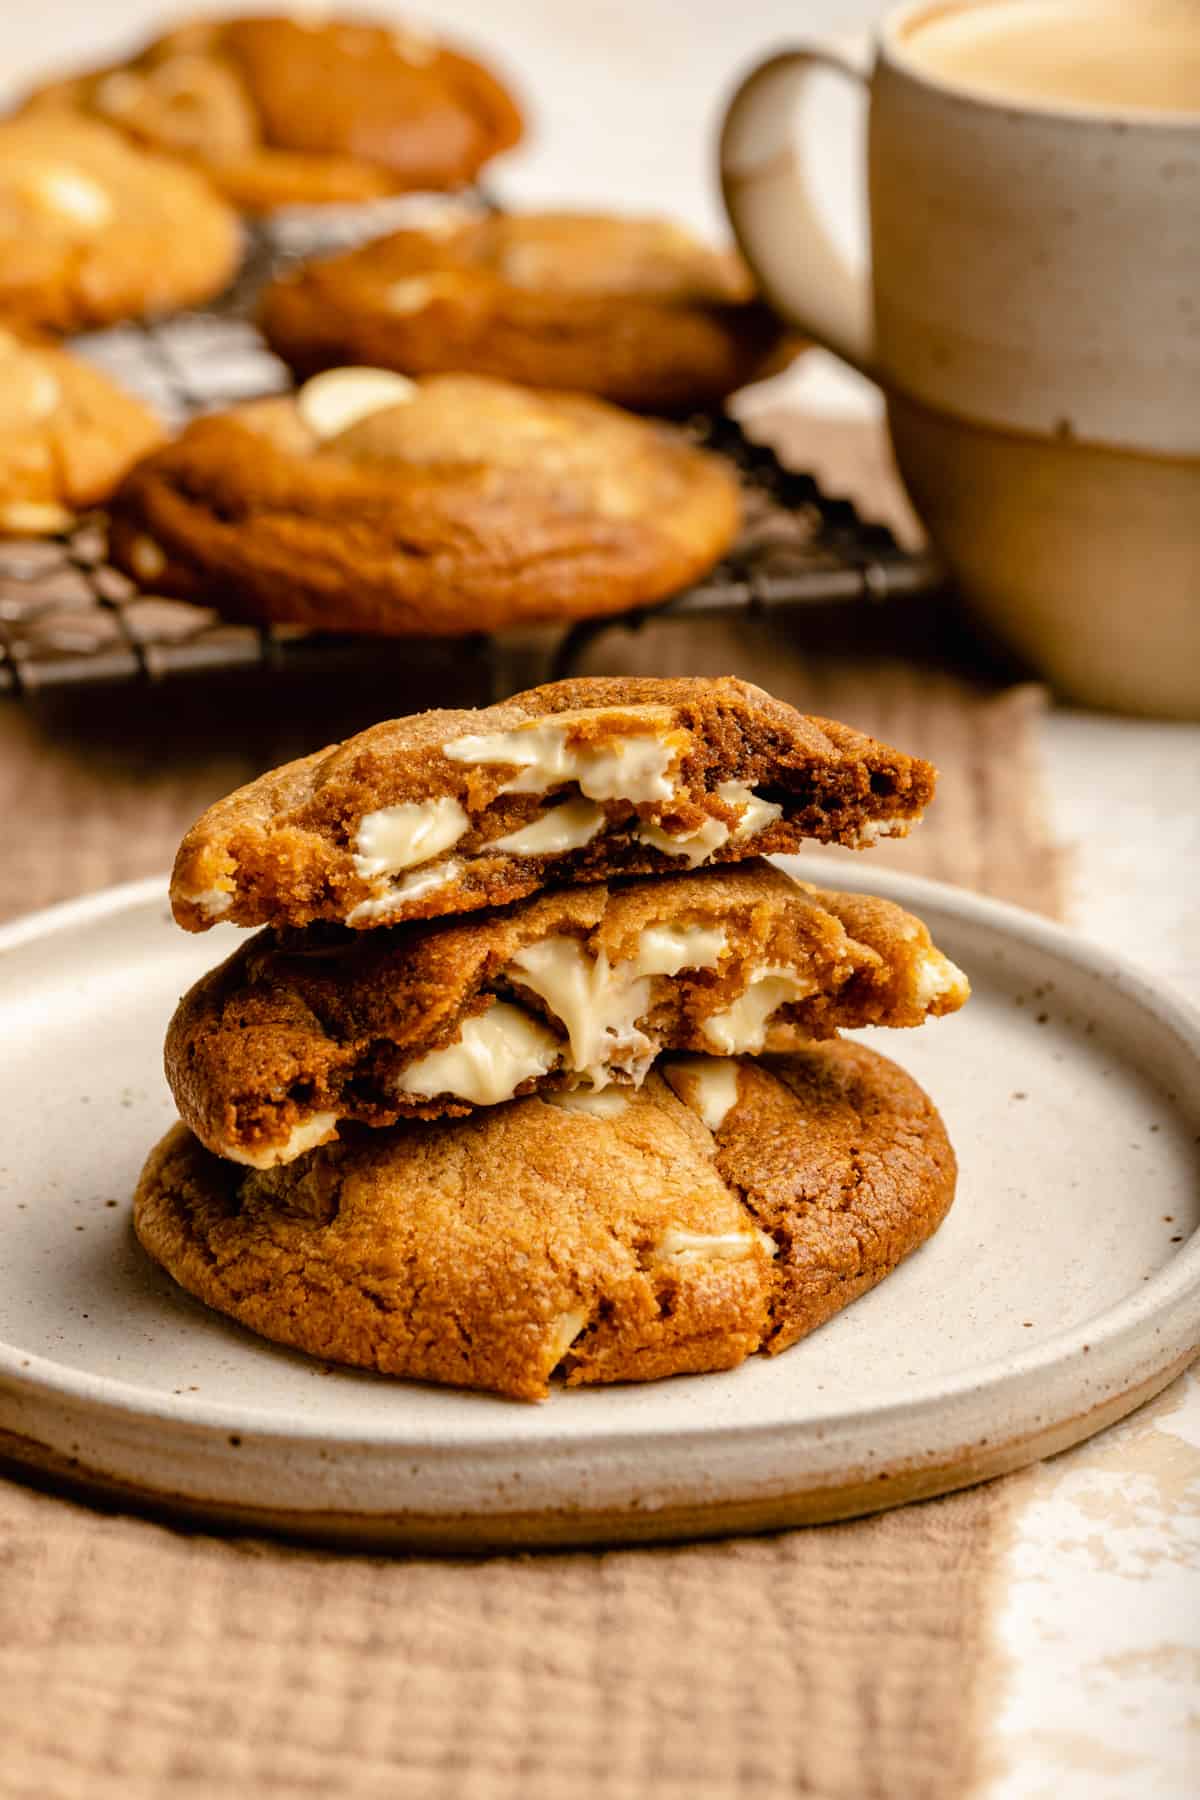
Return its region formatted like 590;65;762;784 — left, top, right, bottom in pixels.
719;0;1200;718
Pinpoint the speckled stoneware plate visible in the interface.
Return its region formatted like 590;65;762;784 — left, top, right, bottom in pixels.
1;860;1197;1549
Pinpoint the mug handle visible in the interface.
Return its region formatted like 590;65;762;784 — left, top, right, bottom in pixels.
719;43;876;376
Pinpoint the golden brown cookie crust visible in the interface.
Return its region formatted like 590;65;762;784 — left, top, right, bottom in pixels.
0;330;164;534
0;116;241;334
164;863;968;1161
107;372;742;635
21;15;523;213
134;1041;957;1400
166;676;937;932
259;212;795;412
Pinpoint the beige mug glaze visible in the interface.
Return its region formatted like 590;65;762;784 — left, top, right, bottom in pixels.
719;0;1200;718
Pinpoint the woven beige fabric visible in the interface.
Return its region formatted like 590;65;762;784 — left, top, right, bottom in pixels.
0;417;1063;1799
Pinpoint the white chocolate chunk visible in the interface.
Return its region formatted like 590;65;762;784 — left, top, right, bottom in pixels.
647;1226;775;1266
910;948;970;1009
662;1055;742;1131
635;815;730;867
632;925;726;979
718;781;783;841
490;797;607;856
223;1110;340;1170
544;1307;589;1367
298;367;416;440
128;534;167;581
545;1087;630;1118
701;965;815;1055
444;706;684;804
505;937;653;1088
25;166;113;229
397;1001;560;1105
855;818;910;847
352;796;469;882
182;884;233;920
346;857;461;925
0;500;73;535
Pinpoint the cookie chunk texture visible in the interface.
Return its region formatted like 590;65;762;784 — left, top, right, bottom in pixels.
107;372;741;635
134;1041;957;1400
20;15;523;212
164;862;969;1163
260;210;796;411
167;677;937;932
0;329;164;535
0;116;241;334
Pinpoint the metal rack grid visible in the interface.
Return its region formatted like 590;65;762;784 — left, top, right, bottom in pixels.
0;200;941;698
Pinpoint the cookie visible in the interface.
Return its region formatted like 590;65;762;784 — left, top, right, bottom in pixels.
0;328;164;536
0;116;241;334
20;15;523;213
106;370;742;635
167;676;937;933
165;862;969;1164
134;1040;957;1400
259;211;795;412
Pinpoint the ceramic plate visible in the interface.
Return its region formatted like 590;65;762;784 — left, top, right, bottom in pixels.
1;861;1197;1548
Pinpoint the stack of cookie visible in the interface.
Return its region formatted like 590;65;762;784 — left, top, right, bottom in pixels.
136;676;969;1401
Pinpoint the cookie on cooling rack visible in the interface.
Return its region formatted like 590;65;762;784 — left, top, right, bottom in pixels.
134;1039;957;1400
19;14;523;213
164;861;968;1164
106;369;742;635
0;328;164;537
259;210;797;413
165;674;937;933
0;116;241;335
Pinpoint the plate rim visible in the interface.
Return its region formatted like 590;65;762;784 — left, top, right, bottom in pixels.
2;861;1198;1453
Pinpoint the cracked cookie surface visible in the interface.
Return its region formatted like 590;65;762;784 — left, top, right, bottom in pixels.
0;328;164;535
107;371;741;635
134;1040;957;1400
167;676;936;932
0;115;241;334
19;14;523;213
165;862;968;1164
260;210;795;412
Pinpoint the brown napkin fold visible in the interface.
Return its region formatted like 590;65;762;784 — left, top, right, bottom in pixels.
0;417;1063;1797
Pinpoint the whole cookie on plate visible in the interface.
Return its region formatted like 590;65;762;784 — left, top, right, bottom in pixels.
20;14;523;213
134;1040;958;1400
0;116;241;334
167;675;937;932
259;210;796;412
0;329;164;537
164;862;969;1164
106;370;742;635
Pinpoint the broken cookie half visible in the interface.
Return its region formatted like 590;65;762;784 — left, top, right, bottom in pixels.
165;862;968;1167
134;1040;957;1402
169;675;937;933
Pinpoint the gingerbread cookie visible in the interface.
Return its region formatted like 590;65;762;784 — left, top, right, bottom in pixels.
134;1040;957;1400
20;14;523;213
0;116;241;334
167;676;937;932
107;370;742;635
164;862;969;1164
0;329;164;536
260;210;795;411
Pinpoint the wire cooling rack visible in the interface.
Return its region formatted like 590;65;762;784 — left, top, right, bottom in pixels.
0;198;940;698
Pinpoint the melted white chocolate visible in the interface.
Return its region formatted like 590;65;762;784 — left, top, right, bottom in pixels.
224;1110;340;1169
647;1226;776;1265
443;706;684;804
632;925;726;978
719;781;783;841
352;796;468;881
662;1055;742;1130
396;1002;560;1105
911;948;970;1009
701;966;815;1054
346;858;462;925
490;797;607;855
505;937;653;1087
635;816;729;867
298;367;416;440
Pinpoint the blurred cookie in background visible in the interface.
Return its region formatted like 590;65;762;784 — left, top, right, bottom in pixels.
108;368;741;634
261;210;798;412
0;328;164;537
19;14;524;213
0;116;241;333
